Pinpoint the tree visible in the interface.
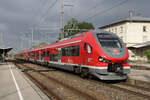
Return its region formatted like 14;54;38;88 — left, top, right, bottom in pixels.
63;18;95;38
32;45;37;48
64;18;79;37
32;42;47;48
78;21;94;30
39;42;47;47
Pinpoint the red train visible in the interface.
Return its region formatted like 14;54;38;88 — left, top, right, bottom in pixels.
15;30;130;80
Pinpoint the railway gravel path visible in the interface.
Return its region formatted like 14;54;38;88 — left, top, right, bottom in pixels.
14;62;150;100
15;63;107;100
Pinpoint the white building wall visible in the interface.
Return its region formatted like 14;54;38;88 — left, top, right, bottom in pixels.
126;22;150;46
100;21;150;62
101;22;150;47
101;23;127;44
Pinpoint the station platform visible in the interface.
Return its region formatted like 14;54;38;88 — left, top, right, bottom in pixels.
129;62;150;82
0;63;49;100
129;62;150;68
129;69;150;82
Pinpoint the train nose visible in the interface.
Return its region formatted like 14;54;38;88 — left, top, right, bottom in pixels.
108;63;123;73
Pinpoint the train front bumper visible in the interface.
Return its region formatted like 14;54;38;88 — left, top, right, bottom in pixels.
89;66;130;80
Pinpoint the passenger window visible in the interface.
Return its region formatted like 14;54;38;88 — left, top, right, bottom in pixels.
87;44;92;54
62;45;80;56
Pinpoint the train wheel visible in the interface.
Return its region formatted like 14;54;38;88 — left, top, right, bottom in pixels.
80;68;89;78
88;74;93;79
74;66;80;74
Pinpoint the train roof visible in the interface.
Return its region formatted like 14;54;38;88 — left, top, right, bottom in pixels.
34;30;91;50
25;29;118;52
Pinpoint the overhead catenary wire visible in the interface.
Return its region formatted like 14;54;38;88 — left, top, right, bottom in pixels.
85;0;129;21
73;0;106;19
39;0;58;24
25;0;49;27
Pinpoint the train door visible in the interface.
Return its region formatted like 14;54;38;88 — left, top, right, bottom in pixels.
83;43;92;65
39;50;42;61
83;43;87;65
58;48;61;63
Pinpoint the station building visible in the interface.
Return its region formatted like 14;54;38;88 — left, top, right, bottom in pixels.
99;16;150;62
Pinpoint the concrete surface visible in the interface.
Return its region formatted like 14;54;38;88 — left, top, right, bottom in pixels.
0;63;50;100
129;62;150;68
129;69;150;82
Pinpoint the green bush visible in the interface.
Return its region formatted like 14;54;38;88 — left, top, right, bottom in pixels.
143;50;150;62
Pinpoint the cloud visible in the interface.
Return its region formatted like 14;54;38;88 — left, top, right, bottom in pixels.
0;23;8;31
0;0;150;51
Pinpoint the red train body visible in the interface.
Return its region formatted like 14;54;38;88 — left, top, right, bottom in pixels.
15;30;130;80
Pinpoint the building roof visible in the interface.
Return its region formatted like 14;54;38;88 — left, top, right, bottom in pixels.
128;41;150;49
99;16;150;29
0;48;12;55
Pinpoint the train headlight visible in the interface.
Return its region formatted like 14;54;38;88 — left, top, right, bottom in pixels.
98;56;111;63
98;57;103;62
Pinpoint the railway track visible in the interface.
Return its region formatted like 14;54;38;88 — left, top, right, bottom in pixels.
86;79;150;100
15;63;107;100
14;62;150;100
112;83;150;98
130;64;150;70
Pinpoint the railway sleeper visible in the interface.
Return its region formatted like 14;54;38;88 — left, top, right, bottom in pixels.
80;68;90;78
21;68;34;72
74;66;81;74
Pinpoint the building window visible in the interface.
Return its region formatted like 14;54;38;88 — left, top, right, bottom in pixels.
120;26;123;33
120;36;123;40
112;29;114;33
143;26;147;32
115;28;117;34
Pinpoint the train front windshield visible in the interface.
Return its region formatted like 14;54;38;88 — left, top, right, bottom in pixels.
97;34;122;48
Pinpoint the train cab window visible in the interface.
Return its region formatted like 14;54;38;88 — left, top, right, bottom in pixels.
87;44;92;54
97;34;122;48
143;26;147;32
99;38;122;48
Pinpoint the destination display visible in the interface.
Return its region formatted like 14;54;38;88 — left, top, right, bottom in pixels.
97;33;112;38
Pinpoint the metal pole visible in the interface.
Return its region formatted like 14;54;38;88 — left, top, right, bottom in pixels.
20;32;23;50
0;32;3;48
61;4;64;39
31;28;34;48
60;4;73;39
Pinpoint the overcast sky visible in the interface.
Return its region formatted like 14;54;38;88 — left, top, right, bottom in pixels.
0;0;150;52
